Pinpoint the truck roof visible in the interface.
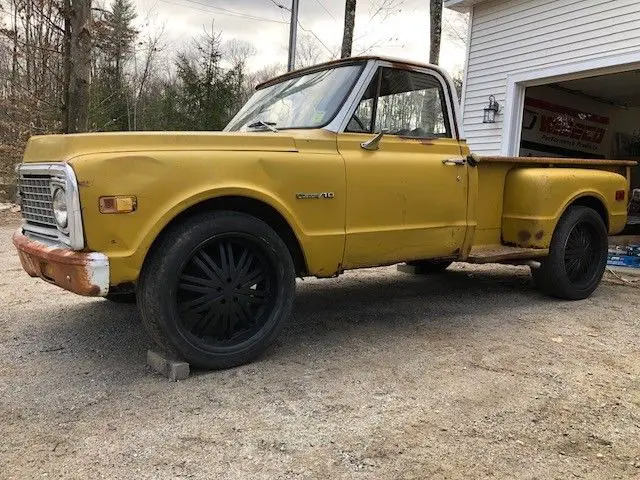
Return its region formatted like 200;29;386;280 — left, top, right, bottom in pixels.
256;56;448;90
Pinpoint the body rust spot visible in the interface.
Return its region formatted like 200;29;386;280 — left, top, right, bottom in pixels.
518;230;532;242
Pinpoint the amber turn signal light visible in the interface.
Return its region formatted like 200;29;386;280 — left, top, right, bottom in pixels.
99;196;137;214
615;190;626;202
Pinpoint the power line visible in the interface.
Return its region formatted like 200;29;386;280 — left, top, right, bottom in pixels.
159;0;288;24
264;0;335;59
265;0;337;23
184;0;284;20
162;0;334;65
297;20;334;56
312;0;337;21
267;0;289;11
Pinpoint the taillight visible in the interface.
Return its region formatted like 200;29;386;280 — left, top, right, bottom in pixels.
615;190;626;201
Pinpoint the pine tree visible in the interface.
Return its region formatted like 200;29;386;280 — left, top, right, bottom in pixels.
92;0;137;130
173;31;242;131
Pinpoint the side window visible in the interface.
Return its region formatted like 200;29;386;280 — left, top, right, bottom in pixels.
347;67;451;138
346;75;376;133
376;68;450;138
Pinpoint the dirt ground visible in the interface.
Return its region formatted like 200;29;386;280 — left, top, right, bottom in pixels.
1;216;639;480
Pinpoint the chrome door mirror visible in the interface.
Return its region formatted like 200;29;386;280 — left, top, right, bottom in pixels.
360;131;385;151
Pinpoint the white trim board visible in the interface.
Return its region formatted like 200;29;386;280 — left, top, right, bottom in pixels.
501;51;640;155
459;5;474;126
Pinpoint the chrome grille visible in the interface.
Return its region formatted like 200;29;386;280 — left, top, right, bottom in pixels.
18;175;57;228
16;162;84;250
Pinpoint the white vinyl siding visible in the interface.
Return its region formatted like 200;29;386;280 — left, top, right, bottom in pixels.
461;0;640;154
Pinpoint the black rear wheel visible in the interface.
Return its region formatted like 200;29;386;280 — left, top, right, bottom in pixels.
531;206;608;300
138;211;296;369
563;222;601;283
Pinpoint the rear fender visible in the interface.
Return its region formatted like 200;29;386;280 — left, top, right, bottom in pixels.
502;168;628;248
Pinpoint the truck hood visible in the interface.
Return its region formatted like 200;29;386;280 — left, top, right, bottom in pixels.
22;131;300;163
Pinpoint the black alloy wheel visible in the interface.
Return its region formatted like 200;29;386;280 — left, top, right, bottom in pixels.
176;234;278;349
531;206;608;300
563;221;600;283
138;211;296;369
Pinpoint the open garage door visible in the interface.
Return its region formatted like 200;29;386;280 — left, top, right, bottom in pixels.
519;70;640;227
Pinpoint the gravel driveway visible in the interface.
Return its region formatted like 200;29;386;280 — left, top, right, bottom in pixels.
1;216;639;479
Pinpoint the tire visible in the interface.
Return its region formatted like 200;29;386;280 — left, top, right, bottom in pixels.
406;260;453;274
531;206;608;300
137;211;296;370
105;292;136;304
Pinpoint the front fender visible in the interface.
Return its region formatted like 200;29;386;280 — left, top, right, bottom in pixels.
70;149;346;284
502;168;628;248
131;184;308;272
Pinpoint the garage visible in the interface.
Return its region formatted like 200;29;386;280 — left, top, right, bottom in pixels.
518;69;640;227
510;67;640;269
446;0;640;271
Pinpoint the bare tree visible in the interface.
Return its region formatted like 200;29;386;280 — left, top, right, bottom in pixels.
224;38;256;70
63;0;92;133
132;26;165;130
297;33;325;68
223;38;257;112
248;64;285;86
341;0;357;58
1;0;68;175
369;0;405;22
443;9;469;48
429;0;443;65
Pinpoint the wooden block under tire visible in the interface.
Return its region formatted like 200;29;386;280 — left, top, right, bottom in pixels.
147;349;190;381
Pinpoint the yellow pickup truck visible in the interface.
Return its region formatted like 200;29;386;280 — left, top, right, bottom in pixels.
13;56;634;369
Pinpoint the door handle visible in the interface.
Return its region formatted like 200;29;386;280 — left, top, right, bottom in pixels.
442;158;466;166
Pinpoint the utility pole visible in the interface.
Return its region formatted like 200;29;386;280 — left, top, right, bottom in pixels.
287;0;299;71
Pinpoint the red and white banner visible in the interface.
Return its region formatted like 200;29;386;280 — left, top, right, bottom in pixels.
520;97;610;158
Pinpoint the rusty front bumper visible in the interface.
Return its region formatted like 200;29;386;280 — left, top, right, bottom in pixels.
13;230;110;296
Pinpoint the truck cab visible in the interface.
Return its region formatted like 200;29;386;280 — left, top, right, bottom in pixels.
13;56;633;370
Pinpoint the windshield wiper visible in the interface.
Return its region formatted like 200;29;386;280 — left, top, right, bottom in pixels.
247;120;278;133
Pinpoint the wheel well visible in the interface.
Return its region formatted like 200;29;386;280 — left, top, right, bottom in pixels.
570;196;609;230
151;196;308;276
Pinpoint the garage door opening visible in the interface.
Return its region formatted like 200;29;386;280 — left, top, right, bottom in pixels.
518;69;640;228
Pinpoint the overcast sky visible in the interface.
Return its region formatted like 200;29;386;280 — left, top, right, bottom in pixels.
132;0;468;76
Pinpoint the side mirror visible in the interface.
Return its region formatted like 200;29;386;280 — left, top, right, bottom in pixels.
360;131;385;151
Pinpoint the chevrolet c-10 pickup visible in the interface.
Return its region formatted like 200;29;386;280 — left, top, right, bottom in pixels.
13;56;634;369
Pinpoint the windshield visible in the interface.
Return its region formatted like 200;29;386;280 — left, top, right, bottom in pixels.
225;64;363;131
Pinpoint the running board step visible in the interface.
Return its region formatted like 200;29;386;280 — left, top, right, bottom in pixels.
467;245;548;264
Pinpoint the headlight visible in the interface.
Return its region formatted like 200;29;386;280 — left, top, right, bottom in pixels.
52;187;68;229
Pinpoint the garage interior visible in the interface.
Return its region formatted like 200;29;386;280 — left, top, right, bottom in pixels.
518;69;640;268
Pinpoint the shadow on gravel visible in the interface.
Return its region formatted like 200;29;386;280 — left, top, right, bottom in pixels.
25;267;555;380
267;267;559;363
21;299;149;384
294;267;540;316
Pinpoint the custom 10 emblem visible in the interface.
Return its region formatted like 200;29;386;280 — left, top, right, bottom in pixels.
295;192;335;200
